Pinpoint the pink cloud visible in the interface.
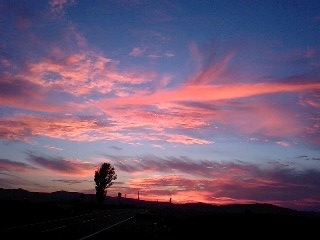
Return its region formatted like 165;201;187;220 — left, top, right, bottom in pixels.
95;80;319;142
0;112;213;145
111;156;320;210
27;153;96;176
276;141;290;147
1;39;319;146
0;114;136;143
0;73;65;113
143;133;213;145
0;158;38;172
19;52;159;96
164;52;174;57
221;100;303;137
129;47;146;57
187;51;235;85
44;145;63;151
299;92;320;108
152;144;165;149
49;0;74;16
148;54;161;59
99;82;320;107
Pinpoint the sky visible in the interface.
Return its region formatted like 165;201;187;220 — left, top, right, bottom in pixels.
0;0;320;212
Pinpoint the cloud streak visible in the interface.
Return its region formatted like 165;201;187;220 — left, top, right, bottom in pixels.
26;153;96;176
108;154;320;210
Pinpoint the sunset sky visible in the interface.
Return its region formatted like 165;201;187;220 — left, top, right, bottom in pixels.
1;0;320;211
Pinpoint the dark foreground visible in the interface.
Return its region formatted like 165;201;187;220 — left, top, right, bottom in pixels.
93;204;320;239
1;199;320;239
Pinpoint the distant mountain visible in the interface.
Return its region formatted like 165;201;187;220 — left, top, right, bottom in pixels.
0;187;95;202
0;188;319;216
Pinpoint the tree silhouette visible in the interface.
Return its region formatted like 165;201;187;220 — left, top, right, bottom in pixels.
94;162;117;205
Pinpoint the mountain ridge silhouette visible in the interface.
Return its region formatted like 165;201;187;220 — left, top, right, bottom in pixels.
1;187;319;215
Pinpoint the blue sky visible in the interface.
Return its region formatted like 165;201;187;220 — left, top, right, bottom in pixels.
0;0;320;211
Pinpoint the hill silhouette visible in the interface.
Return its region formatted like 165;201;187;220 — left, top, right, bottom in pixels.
1;188;320;239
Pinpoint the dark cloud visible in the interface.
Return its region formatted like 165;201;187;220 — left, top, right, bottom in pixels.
107;154;320;210
52;179;92;185
0;118;33;141
0;76;41;99
0;158;37;172
110;146;122;150
111;154;254;177
26;152;96;174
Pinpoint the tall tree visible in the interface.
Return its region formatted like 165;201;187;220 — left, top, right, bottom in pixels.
94;162;117;205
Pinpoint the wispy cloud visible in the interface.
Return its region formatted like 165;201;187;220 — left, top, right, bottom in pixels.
1;47;319;146
0;158;38;172
44;145;63;151
49;0;75;17
27;153;96;175
129;47;146;57
109;154;320;209
52;179;92;185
